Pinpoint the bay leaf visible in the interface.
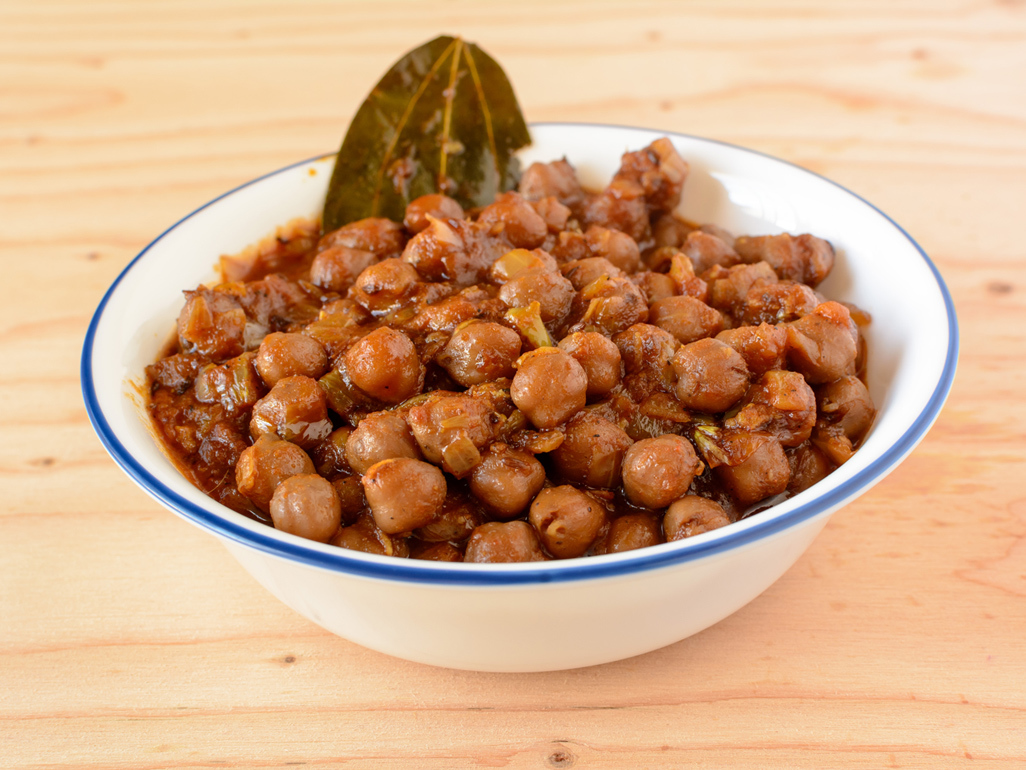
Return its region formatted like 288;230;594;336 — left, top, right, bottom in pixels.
322;35;531;232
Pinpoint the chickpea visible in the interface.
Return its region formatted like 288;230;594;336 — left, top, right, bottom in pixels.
594;513;662;554
552;412;633;488
176;290;246;361
330;474;366;526
318;217;406;258
311;426;353;479
530;196;571;232
529;486;606;559
663;496;731;541
633;271;677;304
464;521;546;563
309;246;378;293
362;458;447;535
518;159;586;212
330;513;409;557
406;394;498;476
489;248;559;285
410;541;464;562
477;191;548;249
785;302;858;384
560;257;625;291
404;193;464;233
582;178;650;244
585;226;641;273
716;323;788;377
254;332;329;387
350;258;420;314
726;370;816;447
817;375;875;442
269;474;342;543
649;295;723;345
715;434;790;507
621;435;703;509
558;332;622;396
498;269;574;325
235;433;316;512
344;410;421;475
787;442;833;495
414;491;483;543
249;375;333;449
343;327;422;404
468;444;546;520
510;348;588;430
436;321;522;387
672;338;749;413
682;230;739;274
734;232;834;288
741;280;819;326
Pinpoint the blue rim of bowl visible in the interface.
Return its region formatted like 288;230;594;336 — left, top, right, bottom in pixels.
81;122;959;586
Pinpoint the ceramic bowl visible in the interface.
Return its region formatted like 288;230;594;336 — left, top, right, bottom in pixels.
82;123;958;672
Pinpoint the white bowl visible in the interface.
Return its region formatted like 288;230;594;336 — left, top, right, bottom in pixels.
82;123;958;672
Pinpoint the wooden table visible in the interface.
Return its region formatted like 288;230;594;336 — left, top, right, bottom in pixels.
3;1;1024;766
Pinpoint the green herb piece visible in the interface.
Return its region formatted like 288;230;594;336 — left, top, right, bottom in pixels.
323;35;531;232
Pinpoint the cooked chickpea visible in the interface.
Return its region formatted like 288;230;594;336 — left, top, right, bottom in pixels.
330;474;366;526
464;521;547;563
309;246;377;293
249;375;333;449
468;444;546;520
350;258;420;314
437;321;521;387
269;473;342;543
518;159;586;212
235;433;316;512
552;412;633;488
318;217;406;258
785;302;858;384
715;435;790;507
403;193;464;233
362;458;447;535
254;332;329;387
560;257;625;291
663;496;731;541
817;375;875;442
498;269;574;325
529;486;606;559
585;226;641;273
343;327;422;404
510;348;587;430
330;513;409;557
344;410;421;475
558;332;622;396
649;295;724;344
477;191;548;248
633;271;677;304
414;491;483;543
595;513;662;554
726;370;816;447
621;435;703;509
672;338;749;413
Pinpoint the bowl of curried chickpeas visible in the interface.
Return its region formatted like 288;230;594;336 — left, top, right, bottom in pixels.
82;123;957;671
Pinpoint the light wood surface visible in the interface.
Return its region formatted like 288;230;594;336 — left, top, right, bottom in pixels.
2;1;1024;767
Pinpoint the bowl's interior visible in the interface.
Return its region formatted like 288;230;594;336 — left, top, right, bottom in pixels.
83;123;957;581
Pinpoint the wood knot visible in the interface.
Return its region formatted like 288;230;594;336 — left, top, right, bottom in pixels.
987;281;1013;294
547;747;576;768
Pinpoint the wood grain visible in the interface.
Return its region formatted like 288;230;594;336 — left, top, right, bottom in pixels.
2;0;1025;767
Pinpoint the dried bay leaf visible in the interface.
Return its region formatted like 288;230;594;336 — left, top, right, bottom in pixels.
323;35;531;232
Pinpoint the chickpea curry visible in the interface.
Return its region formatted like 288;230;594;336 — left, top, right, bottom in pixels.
147;137;875;563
